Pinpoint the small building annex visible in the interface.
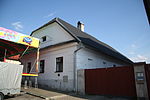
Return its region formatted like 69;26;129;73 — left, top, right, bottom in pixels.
21;18;133;92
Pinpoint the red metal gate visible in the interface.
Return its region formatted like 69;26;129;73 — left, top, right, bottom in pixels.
145;64;150;99
85;66;137;97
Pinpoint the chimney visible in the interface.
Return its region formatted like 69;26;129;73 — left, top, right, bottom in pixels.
77;21;84;32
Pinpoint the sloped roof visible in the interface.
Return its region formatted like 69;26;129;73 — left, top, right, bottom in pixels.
31;18;133;64
143;0;150;24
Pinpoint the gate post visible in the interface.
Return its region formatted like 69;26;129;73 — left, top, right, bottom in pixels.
77;69;85;94
134;62;149;100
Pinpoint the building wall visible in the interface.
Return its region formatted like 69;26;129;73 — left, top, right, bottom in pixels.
21;42;78;91
76;47;128;69
32;22;74;49
21;53;37;73
21;22;78;91
21;21;131;92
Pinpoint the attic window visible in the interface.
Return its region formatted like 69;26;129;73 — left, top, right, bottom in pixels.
42;36;46;42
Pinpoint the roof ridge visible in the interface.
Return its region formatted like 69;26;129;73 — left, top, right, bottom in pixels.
56;18;119;52
31;17;133;64
56;18;133;63
31;17;58;35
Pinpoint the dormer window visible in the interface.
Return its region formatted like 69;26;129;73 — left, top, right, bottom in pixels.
42;36;46;42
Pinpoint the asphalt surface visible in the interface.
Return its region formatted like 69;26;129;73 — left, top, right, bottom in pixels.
21;88;131;100
4;93;131;100
4;88;133;100
4;94;44;100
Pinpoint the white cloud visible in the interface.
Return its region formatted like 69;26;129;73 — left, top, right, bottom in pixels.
131;44;136;48
128;51;135;55
127;44;136;55
131;54;149;62
128;43;150;63
43;12;56;18
11;22;23;32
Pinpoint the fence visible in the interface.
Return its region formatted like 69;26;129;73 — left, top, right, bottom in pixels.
85;66;137;97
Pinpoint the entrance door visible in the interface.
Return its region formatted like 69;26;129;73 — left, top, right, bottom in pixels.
27;62;31;73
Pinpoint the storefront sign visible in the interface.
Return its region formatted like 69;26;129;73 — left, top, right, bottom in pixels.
0;27;39;48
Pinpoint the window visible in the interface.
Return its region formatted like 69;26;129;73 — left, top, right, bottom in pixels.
88;58;93;61
40;60;45;73
56;57;63;72
42;36;46;42
103;61;106;64
113;64;116;67
27;62;31;73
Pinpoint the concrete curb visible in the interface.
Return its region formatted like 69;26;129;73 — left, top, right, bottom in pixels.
22;91;49;100
21;90;68;100
48;95;68;100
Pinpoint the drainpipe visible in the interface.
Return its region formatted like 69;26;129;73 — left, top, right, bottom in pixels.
73;42;84;92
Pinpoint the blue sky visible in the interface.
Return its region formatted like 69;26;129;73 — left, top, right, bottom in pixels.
0;0;150;63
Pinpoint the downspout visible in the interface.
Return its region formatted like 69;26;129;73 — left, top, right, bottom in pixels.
73;42;84;92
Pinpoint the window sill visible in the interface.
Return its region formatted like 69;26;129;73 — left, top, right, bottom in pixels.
39;72;44;74
55;71;63;73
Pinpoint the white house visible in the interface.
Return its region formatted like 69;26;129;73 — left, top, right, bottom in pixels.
21;18;133;92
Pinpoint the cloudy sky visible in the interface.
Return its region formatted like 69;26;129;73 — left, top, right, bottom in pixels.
0;0;150;63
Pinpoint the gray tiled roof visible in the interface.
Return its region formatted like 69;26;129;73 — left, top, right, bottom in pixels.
31;18;133;64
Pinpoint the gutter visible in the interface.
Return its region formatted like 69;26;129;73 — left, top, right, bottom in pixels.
73;42;84;92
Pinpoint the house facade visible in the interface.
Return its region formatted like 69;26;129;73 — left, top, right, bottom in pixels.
21;18;133;92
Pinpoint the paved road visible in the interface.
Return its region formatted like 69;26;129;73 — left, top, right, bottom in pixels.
4;88;131;100
4;94;130;100
20;88;130;100
4;94;44;100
